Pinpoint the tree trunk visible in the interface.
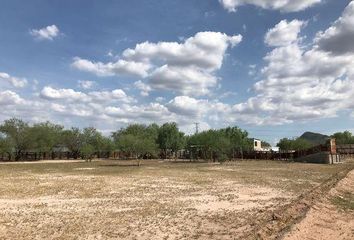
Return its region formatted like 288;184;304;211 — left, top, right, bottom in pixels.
7;152;12;161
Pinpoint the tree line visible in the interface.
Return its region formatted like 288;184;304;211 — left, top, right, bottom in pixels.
276;138;314;151
0;118;253;161
2;118;352;161
276;131;354;151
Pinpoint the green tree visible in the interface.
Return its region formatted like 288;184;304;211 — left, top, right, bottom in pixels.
112;123;159;165
292;138;313;150
81;144;95;162
29;121;64;152
0;118;33;160
0;135;13;160
277;138;292;151
277;138;313;151
157;122;185;158
113;124;148;139
331;131;354;144
83;128;110;150
188;129;231;162
116;134;157;166
188;126;253;161
221;126;252;155
61;128;84;159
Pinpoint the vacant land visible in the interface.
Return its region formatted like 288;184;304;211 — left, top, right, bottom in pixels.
284;167;354;240
0;160;352;239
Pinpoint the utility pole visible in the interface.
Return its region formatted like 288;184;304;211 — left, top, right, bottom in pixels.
194;122;199;134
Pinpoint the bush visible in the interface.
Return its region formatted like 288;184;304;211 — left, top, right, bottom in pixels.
81;144;95;162
218;153;229;164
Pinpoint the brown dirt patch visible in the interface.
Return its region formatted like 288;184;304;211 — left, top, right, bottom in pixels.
283;169;354;240
0;160;351;239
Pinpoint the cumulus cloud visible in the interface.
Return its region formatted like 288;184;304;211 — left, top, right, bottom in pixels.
105;103;172;123
134;80;152;96
0;72;28;88
40;86;133;103
315;1;354;55
73;31;242;96
89;89;134;103
166;96;234;128
0;91;24;105
5;3;354;130
30;25;60;40
3;84;235;135
232;1;354;124
122;32;242;71
265;20;305;47
41;87;88;101
219;0;321;12
71;57;151;78
149;65;217;96
167;96;208;117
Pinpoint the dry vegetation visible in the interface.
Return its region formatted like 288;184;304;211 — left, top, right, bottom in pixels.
0;160;352;239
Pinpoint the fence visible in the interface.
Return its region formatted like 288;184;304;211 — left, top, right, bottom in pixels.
1;141;351;162
337;144;354;158
0;151;111;162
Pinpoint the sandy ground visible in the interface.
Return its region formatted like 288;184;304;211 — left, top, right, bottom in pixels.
283;170;354;240
0;160;351;239
0;176;289;239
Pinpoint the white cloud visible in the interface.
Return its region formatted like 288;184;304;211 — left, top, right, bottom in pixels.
71;57;151;78
78;80;95;89
2;85;236;134
89;89;133;103
0;91;24;105
41;87;88;101
134;80;151;96
40;86;134;104
265;20;305;47
105;103;173;124
166;96;234;127
5;3;354;130
149;65;217;96
30;25;60;41
155;97;165;102
232;1;354;125
0;95;48;124
167;96;208;117
219;0;321;12
123;32;242;71
74;31;242;96
0;72;28;88
315;1;354;55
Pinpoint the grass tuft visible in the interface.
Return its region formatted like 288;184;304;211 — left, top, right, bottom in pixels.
332;191;354;211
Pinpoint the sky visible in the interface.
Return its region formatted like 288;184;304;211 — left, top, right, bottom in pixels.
1;0;354;145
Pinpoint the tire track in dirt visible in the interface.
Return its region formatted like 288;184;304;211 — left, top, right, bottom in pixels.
283;168;354;240
244;164;354;240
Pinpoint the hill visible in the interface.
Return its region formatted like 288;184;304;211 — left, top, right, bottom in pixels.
299;132;329;145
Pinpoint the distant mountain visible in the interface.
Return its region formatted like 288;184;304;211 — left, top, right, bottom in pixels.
299;132;329;145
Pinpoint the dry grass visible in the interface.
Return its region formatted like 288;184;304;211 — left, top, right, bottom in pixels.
0;160;350;239
332;192;354;211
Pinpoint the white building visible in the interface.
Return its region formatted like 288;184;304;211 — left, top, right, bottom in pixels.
252;139;279;152
253;139;263;151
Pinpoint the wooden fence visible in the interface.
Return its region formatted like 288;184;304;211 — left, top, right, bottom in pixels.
1;141;351;162
0;151;111;162
337;144;354;158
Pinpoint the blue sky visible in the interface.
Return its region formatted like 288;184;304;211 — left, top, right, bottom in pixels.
1;0;354;145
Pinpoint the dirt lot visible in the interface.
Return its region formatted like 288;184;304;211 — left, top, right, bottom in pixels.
0;160;352;239
283;167;354;240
